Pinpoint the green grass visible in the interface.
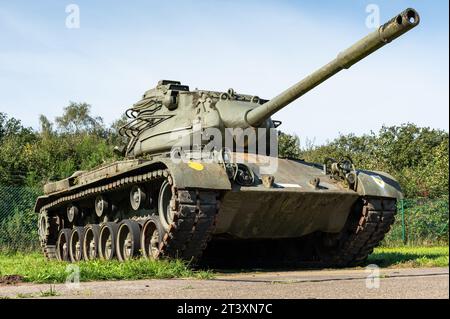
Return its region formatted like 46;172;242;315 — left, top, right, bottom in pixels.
16;293;35;299
11;286;59;299
1;247;447;284
0;252;213;284
368;246;449;268
39;285;59;297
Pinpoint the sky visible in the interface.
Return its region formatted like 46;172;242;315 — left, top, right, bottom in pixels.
0;0;448;146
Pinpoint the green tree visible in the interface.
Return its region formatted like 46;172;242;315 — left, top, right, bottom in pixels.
278;132;302;159
0;114;36;185
1;105;117;187
39;115;54;137
55;102;105;136
0;112;33;141
26;105;115;186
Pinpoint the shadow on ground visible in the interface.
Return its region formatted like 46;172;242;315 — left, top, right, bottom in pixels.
198;250;448;274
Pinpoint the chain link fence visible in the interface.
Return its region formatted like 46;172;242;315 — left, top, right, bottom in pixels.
0;186;41;252
383;197;449;246
0;185;448;252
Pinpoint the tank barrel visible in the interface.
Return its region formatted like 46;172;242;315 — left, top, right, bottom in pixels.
245;8;420;126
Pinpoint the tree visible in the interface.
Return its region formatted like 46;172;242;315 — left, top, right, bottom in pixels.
0;113;36;185
277;132;302;159
0;112;32;142
26;104;114;186
55;102;105;135
374;124;448;172
39;115;53;137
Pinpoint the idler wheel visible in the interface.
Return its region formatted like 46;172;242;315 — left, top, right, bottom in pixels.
38;212;49;245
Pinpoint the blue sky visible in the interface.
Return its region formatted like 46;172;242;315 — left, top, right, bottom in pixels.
0;0;448;145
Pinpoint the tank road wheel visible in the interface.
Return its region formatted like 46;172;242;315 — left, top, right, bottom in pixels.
314;197;396;267
130;185;147;211
116;220;141;261
158;181;174;231
99;222;119;260
56;229;72;261
141;216;164;260
69;227;86;262
83;224;101;260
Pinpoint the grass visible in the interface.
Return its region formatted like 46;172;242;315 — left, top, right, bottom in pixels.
368;246;449;268
16;293;35;299
12;286;59;299
0;252;213;284
0;247;447;284
39;285;59;297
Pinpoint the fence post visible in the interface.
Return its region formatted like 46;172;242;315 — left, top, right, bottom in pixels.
401;199;406;244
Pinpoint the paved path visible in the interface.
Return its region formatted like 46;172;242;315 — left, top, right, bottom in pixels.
1;267;448;299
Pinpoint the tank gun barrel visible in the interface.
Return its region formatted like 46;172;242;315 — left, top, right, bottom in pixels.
245;8;420;126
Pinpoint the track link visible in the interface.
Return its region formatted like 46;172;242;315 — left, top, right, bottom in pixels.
317;197;396;267
160;189;219;263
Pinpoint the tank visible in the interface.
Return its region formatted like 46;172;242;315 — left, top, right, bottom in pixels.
35;8;420;267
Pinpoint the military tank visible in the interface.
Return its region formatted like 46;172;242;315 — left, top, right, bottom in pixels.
35;8;420;267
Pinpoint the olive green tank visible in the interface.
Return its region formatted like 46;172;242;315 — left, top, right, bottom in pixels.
35;8;420;267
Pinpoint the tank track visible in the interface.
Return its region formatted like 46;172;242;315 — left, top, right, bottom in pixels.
316;197;396;267
39;168;220;264
160;189;219;262
43;245;57;260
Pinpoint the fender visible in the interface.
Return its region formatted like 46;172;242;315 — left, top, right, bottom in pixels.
157;158;232;191
34;158;231;213
356;170;403;199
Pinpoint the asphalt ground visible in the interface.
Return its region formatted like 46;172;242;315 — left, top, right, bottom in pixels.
0;267;448;299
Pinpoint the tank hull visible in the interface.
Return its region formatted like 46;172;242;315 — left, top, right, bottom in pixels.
35;153;401;267
214;154;401;239
217;188;358;239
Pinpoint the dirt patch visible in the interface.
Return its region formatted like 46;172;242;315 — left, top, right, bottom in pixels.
0;275;25;286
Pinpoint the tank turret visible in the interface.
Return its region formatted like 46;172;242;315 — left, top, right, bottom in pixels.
120;9;419;157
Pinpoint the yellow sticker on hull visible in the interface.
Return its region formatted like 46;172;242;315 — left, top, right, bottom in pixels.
188;161;204;171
